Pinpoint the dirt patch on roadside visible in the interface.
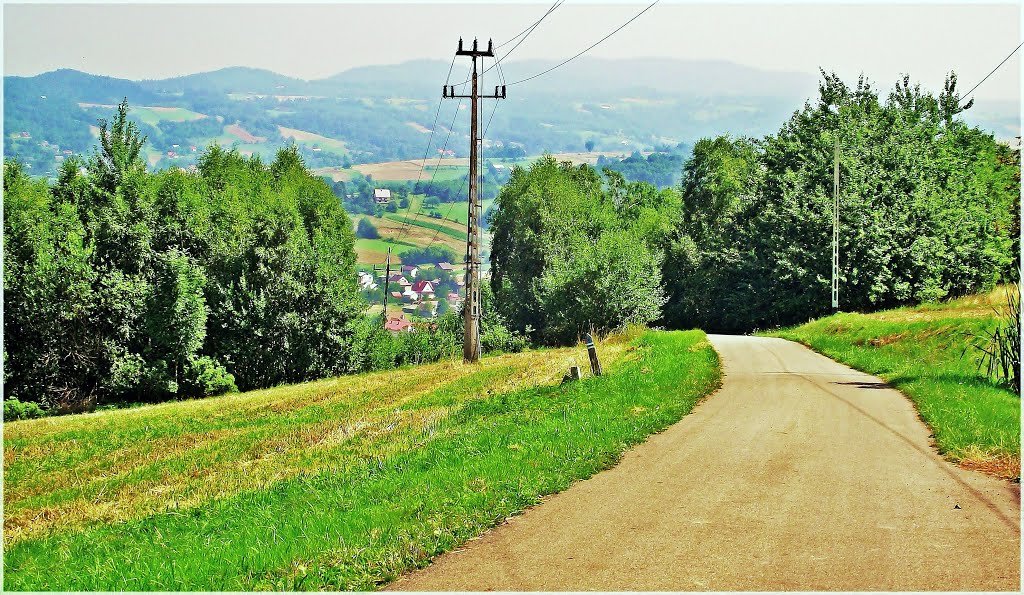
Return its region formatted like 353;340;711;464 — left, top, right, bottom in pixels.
960;454;1021;482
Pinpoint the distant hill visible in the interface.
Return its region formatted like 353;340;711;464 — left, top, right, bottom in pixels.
4;58;1018;178
5;68;163;105
139;66;312;96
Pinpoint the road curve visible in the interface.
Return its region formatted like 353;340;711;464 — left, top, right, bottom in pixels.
388;335;1020;591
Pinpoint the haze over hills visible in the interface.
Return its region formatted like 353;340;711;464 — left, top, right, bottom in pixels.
4;56;1018;179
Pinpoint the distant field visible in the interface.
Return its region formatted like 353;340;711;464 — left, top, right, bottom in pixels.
278;126;348;156
356;160;435;181
351;210;466;266
224;124;266;144
384;214;467;242
316;153;624;183
79;104;208;126
353;236;420;264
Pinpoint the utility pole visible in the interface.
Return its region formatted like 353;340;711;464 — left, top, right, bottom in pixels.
444;37;506;362
832;136;840;313
373;246;393;326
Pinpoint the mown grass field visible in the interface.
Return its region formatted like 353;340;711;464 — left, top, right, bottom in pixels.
384;214;467;242
353;211;466;266
3;330;721;590
767;288;1021;479
278;126;349;156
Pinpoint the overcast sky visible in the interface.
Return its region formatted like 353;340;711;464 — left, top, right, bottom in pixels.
3;1;1021;102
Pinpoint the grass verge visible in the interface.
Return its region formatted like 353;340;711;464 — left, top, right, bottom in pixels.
765;289;1020;480
3;330;720;590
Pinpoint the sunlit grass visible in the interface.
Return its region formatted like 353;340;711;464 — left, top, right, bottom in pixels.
3;330;720;590
766;288;1020;479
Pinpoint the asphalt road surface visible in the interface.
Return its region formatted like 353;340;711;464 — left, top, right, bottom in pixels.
388;335;1020;591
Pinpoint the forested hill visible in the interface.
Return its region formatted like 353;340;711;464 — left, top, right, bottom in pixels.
0;58;838;177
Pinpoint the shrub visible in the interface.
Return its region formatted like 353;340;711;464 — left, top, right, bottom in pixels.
4;398;46;421
356;218;380;239
184;356;238;397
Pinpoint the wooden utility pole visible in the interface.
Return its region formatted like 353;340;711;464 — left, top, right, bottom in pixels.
444;37;506;362
832;137;840;313
373;246;393;325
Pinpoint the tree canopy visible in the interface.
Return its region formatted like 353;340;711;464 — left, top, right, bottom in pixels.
662;72;1020;332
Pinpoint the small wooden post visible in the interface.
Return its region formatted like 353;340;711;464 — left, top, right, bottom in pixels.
583;333;602;376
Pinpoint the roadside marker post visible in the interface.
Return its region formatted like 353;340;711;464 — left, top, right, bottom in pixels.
583;333;602;377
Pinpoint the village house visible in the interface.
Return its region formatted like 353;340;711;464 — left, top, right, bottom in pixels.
373;188;391;204
384;315;413;333
356;271;377;290
388;274;411;287
402;284;419;301
390;291;403;301
401;265;418;278
447;292;461;307
411;280;435;299
437;262;455;272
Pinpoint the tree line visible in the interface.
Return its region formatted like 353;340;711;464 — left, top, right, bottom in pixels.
490;71;1019;341
4;70;1019;416
3;101;529;417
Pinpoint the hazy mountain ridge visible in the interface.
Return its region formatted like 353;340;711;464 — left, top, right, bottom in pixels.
4;58;1017;178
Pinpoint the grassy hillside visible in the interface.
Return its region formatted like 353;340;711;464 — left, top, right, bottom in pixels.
768;288;1020;479
3;329;721;590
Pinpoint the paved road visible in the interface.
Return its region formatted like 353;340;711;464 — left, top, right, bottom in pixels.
388;335;1020;591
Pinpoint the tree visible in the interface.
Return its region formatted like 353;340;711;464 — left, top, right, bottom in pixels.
3;102;366;412
585;139;596;152
489;156;677;344
357;218;380;239
662;71;1019;332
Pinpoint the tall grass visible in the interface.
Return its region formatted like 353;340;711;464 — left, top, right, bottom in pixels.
964;283;1020;393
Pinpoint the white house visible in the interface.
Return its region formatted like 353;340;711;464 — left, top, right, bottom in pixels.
357;271;378;290
374;188;391;204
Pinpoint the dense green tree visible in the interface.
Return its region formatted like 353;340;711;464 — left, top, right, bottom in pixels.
489;156;678;344
356;217;380;239
3;104;368;412
662;72;1019;332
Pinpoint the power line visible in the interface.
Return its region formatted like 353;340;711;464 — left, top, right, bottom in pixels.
960;40;1023;105
507;0;659;87
421;79;504;255
384;55;458;251
393;63;472;244
451;0;563;86
496;0;563;50
392;3;557;246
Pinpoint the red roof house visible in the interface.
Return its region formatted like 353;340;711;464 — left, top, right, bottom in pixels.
411;280;435;295
385;315;413;333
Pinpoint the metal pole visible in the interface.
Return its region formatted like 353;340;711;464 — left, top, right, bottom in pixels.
374;246;393;326
832;136;839;313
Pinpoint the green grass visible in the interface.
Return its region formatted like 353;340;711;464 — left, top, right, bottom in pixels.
3;330;720;590
422;165;467;181
765;289;1020;479
384;214;467;241
354;237;420;255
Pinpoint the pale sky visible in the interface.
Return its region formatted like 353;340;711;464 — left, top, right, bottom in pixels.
2;1;1021;102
